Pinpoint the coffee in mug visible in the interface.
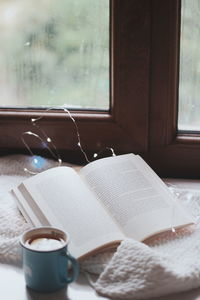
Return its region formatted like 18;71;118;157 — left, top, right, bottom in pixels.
25;236;65;251
20;227;79;293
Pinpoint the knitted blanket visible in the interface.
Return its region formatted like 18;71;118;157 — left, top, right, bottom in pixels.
81;188;200;299
1;155;200;299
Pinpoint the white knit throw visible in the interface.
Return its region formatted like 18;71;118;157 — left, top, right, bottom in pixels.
1;155;200;299
81;188;200;298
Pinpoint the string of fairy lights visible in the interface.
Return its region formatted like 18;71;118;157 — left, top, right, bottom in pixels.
21;107;116;175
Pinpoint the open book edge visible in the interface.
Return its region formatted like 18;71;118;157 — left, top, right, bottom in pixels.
12;182;194;261
12;154;195;260
11;190;195;261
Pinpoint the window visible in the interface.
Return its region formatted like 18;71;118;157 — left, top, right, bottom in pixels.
1;0;197;177
0;0;109;110
178;0;200;131
0;0;149;164
149;0;200;178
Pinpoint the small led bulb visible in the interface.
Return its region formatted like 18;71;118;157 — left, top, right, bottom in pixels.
33;158;38;164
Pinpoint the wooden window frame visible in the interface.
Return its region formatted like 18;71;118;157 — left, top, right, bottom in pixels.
1;0;198;177
0;0;150;164
149;0;200;178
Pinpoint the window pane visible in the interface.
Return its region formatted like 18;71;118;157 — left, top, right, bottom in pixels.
0;0;109;110
178;0;200;131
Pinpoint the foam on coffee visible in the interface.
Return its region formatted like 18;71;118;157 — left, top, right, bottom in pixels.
26;236;65;251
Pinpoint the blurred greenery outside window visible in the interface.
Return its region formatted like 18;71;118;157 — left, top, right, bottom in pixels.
178;0;200;131
0;0;109;110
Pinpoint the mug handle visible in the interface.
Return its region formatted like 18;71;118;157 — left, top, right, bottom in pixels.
62;251;79;284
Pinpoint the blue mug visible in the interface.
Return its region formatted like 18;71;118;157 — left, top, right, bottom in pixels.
20;227;79;293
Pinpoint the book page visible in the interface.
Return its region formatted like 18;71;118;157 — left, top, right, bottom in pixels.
14;166;124;258
80;154;194;241
11;188;42;227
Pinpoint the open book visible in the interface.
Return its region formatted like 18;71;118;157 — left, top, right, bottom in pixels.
12;154;194;260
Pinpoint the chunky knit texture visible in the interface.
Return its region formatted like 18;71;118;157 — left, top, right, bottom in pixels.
1;155;200;299
82;188;200;299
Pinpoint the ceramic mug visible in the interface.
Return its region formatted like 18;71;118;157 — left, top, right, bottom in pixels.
20;227;79;293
